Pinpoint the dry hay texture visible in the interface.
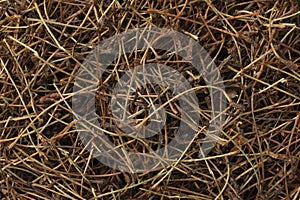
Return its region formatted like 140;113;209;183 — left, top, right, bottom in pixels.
0;0;300;199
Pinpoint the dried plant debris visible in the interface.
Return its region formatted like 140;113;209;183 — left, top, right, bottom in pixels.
0;0;299;199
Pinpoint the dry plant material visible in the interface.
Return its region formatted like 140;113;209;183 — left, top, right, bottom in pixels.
0;0;299;199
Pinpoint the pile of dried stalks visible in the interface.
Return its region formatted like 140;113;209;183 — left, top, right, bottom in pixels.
0;0;299;199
